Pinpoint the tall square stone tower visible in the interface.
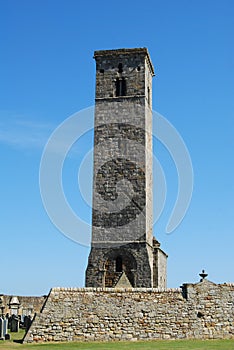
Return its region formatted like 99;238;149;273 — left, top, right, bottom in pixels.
85;48;167;288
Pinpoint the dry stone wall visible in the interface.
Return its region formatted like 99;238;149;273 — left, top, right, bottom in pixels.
1;295;46;315
23;280;234;343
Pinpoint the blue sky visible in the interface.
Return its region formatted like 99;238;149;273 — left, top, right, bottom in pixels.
0;0;233;296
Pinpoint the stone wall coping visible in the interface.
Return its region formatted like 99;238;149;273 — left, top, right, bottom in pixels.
51;287;182;293
94;48;149;56
50;282;234;294
157;247;168;257
183;281;234;288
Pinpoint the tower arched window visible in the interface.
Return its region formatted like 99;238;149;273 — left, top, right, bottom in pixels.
116;78;126;97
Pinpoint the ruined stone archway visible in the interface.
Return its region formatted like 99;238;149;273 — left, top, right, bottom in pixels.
104;249;137;287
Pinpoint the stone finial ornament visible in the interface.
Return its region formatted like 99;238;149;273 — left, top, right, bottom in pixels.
199;269;208;281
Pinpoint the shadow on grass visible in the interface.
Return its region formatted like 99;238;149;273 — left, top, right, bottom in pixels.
13;339;23;344
8;329;26;344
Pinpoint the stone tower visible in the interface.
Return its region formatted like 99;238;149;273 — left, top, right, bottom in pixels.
85;48;167;288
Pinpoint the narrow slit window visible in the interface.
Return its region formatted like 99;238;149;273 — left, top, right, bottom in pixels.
118;63;123;73
116;256;123;272
148;87;151;105
116;78;126;96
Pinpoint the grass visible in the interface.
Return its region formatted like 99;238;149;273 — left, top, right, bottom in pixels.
0;336;233;350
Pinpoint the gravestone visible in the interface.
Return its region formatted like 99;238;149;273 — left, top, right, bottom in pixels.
3;319;8;338
7;316;11;330
0;318;4;340
9;296;20;316
24;315;32;331
10;315;19;332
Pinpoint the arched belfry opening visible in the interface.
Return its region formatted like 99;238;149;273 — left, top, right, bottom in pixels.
103;250;137;288
116;77;126;96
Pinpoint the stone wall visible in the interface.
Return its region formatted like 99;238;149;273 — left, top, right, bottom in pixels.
23;279;234;343
0;295;46;316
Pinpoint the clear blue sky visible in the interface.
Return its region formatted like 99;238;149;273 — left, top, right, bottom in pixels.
0;0;233;296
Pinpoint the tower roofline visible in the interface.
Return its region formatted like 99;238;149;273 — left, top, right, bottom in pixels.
94;47;155;76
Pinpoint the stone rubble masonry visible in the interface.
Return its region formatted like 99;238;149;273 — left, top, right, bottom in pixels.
86;48;167;289
1;295;46;315
23;280;234;343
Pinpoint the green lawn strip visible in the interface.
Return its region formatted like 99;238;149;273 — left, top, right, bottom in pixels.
8;329;26;342
0;339;233;350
